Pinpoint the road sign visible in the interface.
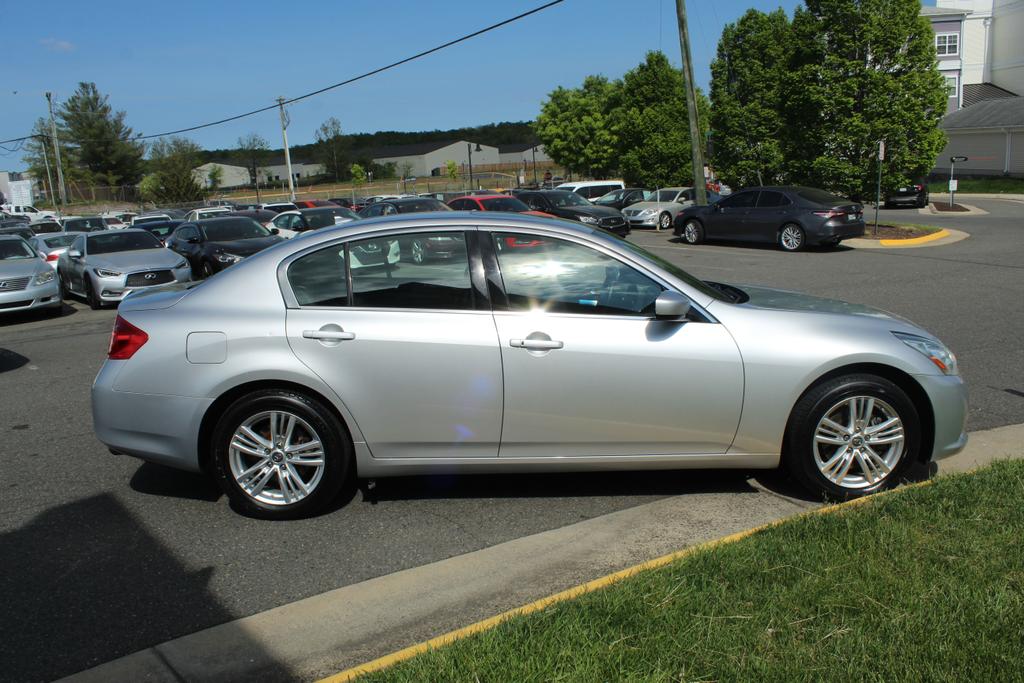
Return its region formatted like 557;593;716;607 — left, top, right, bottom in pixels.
949;179;958;192
950;155;968;163
878;140;885;161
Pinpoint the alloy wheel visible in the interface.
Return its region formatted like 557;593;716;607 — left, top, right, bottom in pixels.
684;221;700;244
780;225;804;251
659;213;671;230
412;240;425;264
812;396;905;490
228;410;326;506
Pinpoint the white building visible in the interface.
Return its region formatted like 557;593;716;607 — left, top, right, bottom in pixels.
933;97;1024;176
367;140;499;178
262;159;326;183
497;142;551;166
192;162;252;189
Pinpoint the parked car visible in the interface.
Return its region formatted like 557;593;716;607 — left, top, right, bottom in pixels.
28;219;63;234
57;229;191;309
258;202;299;214
1;204;55;221
357;197;452;218
184;207;233;222
555;180;625;200
30;232;84;269
269;207;360;238
134;220;184;245
92;212;966;519
884;180;929;209
165;216;284;278
293;199;337;209
674;186;865;251
622;187;721;231
62;216;110;233
132;213;173;226
0;235;62;316
230;209;278;229
207;199;238;208
515;190;629;237
328;197;353;208
0;226;36;241
103;216;127;229
447;194;553;217
592;187;651;211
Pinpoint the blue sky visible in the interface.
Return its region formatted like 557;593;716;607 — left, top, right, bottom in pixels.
3;0;814;164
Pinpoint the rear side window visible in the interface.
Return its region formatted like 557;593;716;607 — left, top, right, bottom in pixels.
288;245;348;307
756;191;790;207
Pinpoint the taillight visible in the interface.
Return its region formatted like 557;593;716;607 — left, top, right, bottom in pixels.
913;184;924;191
46;252;60;261
812;210;845;219
108;315;149;360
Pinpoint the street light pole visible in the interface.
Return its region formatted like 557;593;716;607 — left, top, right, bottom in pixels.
277;97;296;202
673;0;708;206
532;146;538;186
467;143;474;190
45;92;68;211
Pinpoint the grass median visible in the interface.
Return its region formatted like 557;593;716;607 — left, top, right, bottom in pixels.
360;460;1024;682
928;177;1024;194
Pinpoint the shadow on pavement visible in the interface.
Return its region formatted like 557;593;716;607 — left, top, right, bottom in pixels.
0;493;290;681
0;302;77;328
0;348;29;373
130;462;222;502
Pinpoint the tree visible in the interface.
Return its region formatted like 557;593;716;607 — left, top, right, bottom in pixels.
783;0;947;199
58;82;144;186
146;137;205;203
207;165;223;191
444;159;459;184
350;163;367;192
614;51;710;188
235;133;270;186
535;75;620;178
398;161;414;180
710;9;792;188
314;117;346;181
21;118;83;199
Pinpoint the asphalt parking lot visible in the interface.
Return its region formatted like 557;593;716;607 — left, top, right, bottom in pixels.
2;198;1022;681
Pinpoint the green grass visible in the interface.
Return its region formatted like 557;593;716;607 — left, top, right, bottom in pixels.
928;177;1024;194
364;461;1024;682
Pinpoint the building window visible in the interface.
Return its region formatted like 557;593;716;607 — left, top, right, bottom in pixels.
935;33;959;56
944;74;958;98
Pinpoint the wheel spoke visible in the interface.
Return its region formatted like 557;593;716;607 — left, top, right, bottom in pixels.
285;463;311;494
236;460;270;485
865;416;899;436
863;445;893;474
239;425;271;450
815;418;850;445
820;447;853;482
230;436;265;459
860;397;875;424
855;450;881;484
282;414;297;449
278;468;296;504
286;439;323;456
247;466;276;497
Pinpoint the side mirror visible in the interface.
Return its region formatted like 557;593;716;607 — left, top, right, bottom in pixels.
68;249;82;259
270;228;280;235
654;290;691;319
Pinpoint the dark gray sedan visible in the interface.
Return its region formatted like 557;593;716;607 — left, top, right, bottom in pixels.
674;186;865;251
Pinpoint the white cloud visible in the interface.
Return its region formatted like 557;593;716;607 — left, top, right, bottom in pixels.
41;38;75;53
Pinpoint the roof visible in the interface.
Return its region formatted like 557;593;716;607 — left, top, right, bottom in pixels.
943;96;1024;129
497;142;542;154
963;82;1019;108
359;140;464;159
920;5;970;16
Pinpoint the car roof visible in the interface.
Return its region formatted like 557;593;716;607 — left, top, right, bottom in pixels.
0;233;29;241
85;228;150;236
195;216;258;225
454;194;513;201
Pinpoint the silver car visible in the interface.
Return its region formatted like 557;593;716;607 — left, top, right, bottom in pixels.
622;187;706;230
58;229;191;309
92;214;967;519
30;232;84;270
0;235;62;316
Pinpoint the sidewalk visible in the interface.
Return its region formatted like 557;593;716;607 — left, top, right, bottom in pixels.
62;422;1024;683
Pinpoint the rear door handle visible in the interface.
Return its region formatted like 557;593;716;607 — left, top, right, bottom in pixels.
303;329;356;341
510;338;563;350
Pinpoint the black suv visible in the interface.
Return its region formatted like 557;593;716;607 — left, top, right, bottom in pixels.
515;190;629;237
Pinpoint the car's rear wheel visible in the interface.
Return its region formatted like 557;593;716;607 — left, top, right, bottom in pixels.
784;374;920;500
917;195;928;208
84;276;102;310
658;212;672;230
682;219;704;245
211;389;351;519
779;223;805;252
411;240;427;264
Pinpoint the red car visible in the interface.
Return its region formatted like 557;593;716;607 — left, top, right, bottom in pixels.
293;199;337;209
447;194;553;249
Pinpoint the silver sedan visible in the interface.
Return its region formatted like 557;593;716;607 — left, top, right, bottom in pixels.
92;214;967;519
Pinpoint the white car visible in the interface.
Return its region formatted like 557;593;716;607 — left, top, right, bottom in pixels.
2;204;56;220
269;208;359;238
555;180;625;200
132;214;173;226
258;202;299;214
30;232;83;270
184;207;232;222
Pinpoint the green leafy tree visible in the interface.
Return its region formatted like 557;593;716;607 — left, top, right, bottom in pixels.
350;163;367;192
784;0;947;198
444;159;459;184
138;173;160;203
21;118;84;199
535;75;620;178
58;82;144;186
314;117;346;181
206;165;223;191
234;133;270;186
710;9;792;188
398;161;414;180
147;137;205;203
614;51;710;188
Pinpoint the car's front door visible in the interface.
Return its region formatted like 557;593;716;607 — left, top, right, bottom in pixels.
65;235;87;291
283;229;503;459
487;230;744;457
748;190;793;242
169;225;203;269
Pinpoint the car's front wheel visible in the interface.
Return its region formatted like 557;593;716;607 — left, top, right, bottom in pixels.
411;240;428;264
658;212;672;230
784;374;920;500
84;276;103;310
211;390;352;519
682;219;704;245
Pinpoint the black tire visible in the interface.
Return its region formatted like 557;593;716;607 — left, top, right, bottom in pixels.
658;212;672;231
200;260;216;279
784;374;921;501
211;389;352;520
681;219;704;245
917;195;928;208
59;273;70;300
84;276;103;310
778;223;806;252
411;239;428;264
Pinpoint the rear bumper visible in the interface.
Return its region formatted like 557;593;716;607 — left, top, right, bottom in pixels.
0;279;61;313
886;194;925;205
815;220;865;243
917;373;968;461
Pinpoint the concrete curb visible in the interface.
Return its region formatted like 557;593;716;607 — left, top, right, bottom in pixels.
61;423;1024;683
846;227;969;249
930;192;1024;203
924;202;989;216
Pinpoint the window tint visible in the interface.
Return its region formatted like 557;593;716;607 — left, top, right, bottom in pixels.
756;191;790;207
289;244;348;307
449;198;469;210
480;197;531;212
492;234;663;316
795;188;848;206
719;191;758;209
176;226;199;241
350;231;473;310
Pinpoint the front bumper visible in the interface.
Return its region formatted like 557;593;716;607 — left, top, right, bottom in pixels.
0;278;61;313
94;266;192;302
917;373;968;461
625;214;659;228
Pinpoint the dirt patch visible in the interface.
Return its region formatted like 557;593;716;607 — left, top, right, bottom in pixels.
931;202;969;212
860;224;941;240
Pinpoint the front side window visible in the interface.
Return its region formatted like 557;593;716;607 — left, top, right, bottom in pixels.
202;218;270;241
350;231;473;310
492;233;663;316
176;226;200;242
936;33;959;56
719;191;758;209
288;245;348;307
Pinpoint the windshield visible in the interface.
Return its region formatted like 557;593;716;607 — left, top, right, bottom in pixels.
481;197;531;212
303;208;356;229
614;238;734;303
547;192;590;207
134;215;169;225
87;231;162;254
42;234;79;249
0;239;36;260
202;218;271;241
64;217;107;231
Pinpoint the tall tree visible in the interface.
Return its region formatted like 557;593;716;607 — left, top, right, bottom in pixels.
614;51;710;188
21;118;84;198
784;0;947;198
314;117;347;181
58;82;145;186
710;9;792;188
534;76;620;178
147;137;205;203
234;133;270;186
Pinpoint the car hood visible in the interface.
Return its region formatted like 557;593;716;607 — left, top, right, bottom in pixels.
86;249;184;271
206;236;283;255
0;258;47;279
556;205;623;218
733;284;912;322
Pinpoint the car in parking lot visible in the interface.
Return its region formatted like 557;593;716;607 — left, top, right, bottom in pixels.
447;194;553;217
57;229;192;309
134;220;184;245
591;187;651;211
357;197;452;218
91;212;967;519
62;216;110;233
132;213;173;227
0;226;36;241
516;189;629;237
184;207;233;222
674;186;865;251
269;207;360;238
556;180;625;200
0;235;62;316
622;187;720;231
165;216;284;278
258;202;299;214
29;219;64;234
884;180;929;208
30;232;84;269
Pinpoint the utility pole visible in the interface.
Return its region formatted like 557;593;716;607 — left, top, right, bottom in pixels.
45;92;68;211
277;97;296;202
39;135;56;210
673;0;707;206
873;140;884;237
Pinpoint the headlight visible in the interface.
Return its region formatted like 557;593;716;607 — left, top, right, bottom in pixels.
893;332;959;375
34;270;55;285
641;208;658;216
174;259;188;269
578;216;598;224
95;268;122;278
215;252;242;264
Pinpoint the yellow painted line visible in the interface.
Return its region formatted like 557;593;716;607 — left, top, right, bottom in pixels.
317;481;932;683
879;229;949;247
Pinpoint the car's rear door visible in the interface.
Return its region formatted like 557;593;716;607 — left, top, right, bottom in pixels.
749;190;793;242
283;228;503;460
486;228;743;457
707;190;758;241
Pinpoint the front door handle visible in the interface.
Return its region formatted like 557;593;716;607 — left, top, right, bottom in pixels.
303;329;356;341
510;338;563;350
